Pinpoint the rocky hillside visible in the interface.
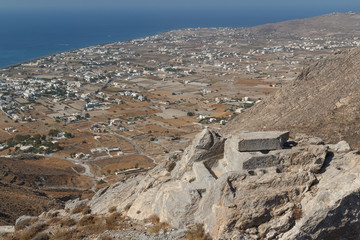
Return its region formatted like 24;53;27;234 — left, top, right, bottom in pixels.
0;155;93;225
223;46;360;149
7;128;360;239
245;12;360;38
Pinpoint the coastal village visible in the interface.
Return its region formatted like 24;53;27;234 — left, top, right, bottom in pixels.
0;26;358;181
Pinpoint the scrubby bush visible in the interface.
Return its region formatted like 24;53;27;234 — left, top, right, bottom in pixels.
15;223;49;240
15;218;38;231
100;236;114;240
108;206;117;213
185;224;212;240
292;205;303;220
147;214;169;234
33;232;50;240
78;214;98;226
71;205;89;214
166;161;176;172
105;212;124;230
82;206;91;215
59;218;76;227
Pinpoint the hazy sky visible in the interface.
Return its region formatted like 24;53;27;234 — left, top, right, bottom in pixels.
2;0;360;10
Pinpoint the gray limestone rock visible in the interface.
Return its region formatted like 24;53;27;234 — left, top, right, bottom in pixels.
64;198;89;212
308;137;325;145
280;152;360;240
0;226;14;234
237;131;289;152
328;140;351;153
187;128;225;165
242;153;280;170
171;128;225;178
81;130;360;240
15;215;38;226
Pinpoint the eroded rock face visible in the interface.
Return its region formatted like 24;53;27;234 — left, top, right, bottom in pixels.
280;151;360;240
170;127;225;179
87;129;360;239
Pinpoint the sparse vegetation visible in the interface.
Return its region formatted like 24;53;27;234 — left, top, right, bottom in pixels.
6;132;63;154
185;224;212;240
14;223;49;240
15;218;39;231
105;212;124;230
147;214;169;234
124;203;132;212
100;236;114;240
32;232;50;240
71;205;89;215
106;207;116;214
59;218;77;227
78;214;99;227
166;161;176;172
292;205;303;220
82;206;92;215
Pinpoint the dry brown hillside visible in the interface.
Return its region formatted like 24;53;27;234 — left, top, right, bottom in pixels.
245;12;360;38
222;46;360;149
0;155;93;225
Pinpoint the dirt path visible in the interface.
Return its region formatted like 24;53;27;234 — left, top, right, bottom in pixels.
87;119;157;164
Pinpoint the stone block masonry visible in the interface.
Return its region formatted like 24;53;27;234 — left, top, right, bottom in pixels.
237;131;289;152
242;153;280;170
223;131;289;172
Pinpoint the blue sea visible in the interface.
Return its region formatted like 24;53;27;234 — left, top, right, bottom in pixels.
0;6;359;68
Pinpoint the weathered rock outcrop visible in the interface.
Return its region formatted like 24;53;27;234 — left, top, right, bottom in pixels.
87;129;360;239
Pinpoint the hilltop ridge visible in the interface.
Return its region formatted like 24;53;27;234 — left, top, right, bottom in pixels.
245;11;360;38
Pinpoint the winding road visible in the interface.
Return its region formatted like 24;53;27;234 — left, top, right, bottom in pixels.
45;155;93;177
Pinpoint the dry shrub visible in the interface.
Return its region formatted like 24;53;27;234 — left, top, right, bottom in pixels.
77;214;107;235
78;214;98;226
46;217;61;225
51;211;59;218
56;214;120;238
15;218;38;231
148;214;160;224
124;203;132;212
166;161;176;172
147;214;169;234
59;218;77;227
82;222;106;236
292;205;303;220
105;212;124;230
149;222;169;234
33;232;50;240
82;206;92;215
53;229;80;240
108;206;117;213
71;205;89;214
101;235;114;240
185;224;212;240
15;223;49;240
